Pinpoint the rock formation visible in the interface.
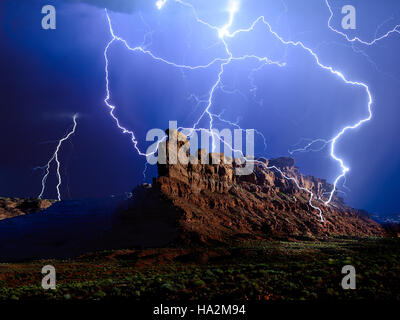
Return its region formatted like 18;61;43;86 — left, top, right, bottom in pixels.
113;130;385;245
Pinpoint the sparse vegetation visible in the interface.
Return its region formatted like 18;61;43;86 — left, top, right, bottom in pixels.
0;238;398;301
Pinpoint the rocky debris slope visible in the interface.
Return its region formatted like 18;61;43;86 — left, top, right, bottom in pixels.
0;198;54;220
113;131;385;245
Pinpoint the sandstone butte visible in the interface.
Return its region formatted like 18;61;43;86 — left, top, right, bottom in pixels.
112;129;386;246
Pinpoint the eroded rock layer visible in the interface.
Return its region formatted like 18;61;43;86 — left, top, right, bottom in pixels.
114;131;385;245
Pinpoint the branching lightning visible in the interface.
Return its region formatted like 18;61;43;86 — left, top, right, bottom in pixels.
211;111;268;152
289;138;332;155
102;0;379;222
37;114;78;201
292;0;400;203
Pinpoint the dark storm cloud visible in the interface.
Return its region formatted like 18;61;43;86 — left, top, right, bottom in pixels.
64;0;153;13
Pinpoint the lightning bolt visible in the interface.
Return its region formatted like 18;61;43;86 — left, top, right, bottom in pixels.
289;138;332;155
102;0;378;222
104;2;282;154
156;0;167;10
291;0;400;202
37;114;78;201
211;111;268;153
232;15;373;206
104;8;229;158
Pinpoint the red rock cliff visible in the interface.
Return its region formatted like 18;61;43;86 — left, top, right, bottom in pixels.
114;130;385;246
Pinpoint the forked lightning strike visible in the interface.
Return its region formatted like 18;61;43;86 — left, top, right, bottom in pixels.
103;0;377;222
230;13;373;206
37;114;78;201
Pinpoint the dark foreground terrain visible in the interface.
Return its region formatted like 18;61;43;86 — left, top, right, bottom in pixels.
0;238;398;301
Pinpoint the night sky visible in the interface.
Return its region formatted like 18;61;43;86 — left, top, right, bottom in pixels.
1;0;399;216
